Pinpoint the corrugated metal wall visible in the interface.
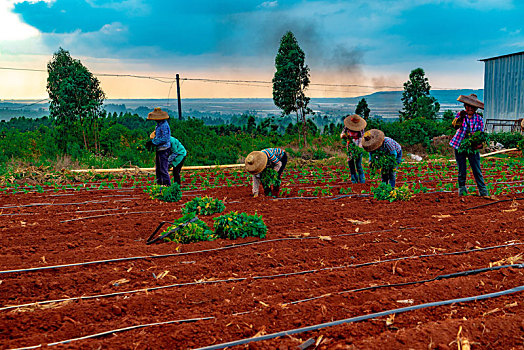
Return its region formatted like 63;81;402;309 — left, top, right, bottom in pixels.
483;52;524;132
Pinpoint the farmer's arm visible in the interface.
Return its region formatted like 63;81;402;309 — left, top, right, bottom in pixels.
273;161;282;172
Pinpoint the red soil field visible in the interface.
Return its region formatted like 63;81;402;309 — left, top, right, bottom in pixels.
1;165;523;349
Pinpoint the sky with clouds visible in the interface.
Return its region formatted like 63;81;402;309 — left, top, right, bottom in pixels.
0;0;523;99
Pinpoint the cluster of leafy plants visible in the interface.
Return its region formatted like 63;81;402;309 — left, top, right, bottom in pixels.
260;168;281;188
346;142;366;160
181;196;225;216
458;131;489;154
371;182;413;202
517;138;524;155
213;211;267;239
144;183;182;202
369;149;397;174
162;212;216;244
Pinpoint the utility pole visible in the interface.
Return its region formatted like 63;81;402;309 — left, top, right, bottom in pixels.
176;74;182;120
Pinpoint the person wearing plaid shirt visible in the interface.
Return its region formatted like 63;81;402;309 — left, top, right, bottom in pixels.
449;94;489;197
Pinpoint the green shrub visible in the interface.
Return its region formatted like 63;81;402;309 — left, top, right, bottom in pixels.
144;183;182;202
162;212;216;244
181;196;225;216
213;211;267;239
489;132;524;148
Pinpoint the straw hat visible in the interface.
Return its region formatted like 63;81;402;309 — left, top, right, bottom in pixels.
457;94;484;109
361;129;385;152
343;114;367;131
244;151;268;175
147;107;169;120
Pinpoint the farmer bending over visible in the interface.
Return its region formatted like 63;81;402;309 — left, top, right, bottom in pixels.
362;129;402;188
168;136;187;186
245;148;287;197
147;108;171;186
340;114;366;183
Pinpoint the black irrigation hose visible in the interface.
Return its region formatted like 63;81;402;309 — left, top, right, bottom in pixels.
465;197;524;211
12;316;215;350
60;211;157;223
2;245;521;312
0;200;109;210
286;264;523;305
193;285;524;350
13;285;522;349
0;227;409;275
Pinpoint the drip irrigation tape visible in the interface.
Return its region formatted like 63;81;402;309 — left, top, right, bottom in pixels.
0;200;109;210
465;197;524;211
11;316;215;350
60;211;157;223
6;274;524;350
146;216;199;245
2;247;521;312
193;285;524;350
287;264;523;305
0;227;408;275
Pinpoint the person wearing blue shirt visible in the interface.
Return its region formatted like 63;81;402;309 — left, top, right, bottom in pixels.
147;108;172;186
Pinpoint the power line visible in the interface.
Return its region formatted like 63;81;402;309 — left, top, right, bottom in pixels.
0;65;478;91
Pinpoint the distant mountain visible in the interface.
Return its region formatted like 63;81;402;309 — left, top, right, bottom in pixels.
1;89;483;121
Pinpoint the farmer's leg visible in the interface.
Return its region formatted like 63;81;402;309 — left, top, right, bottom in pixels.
157;149;171;186
468;152;488;196
347;158;358;183
454;149;468;195
172;156;186;185
355;154;365;183
277;153;288;180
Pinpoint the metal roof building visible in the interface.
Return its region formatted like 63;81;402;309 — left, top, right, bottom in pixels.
480;51;524;132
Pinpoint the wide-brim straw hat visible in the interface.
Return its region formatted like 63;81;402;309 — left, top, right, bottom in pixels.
361;129;385;152
457;94;484;109
147;107;169;120
245;151;267;175
343;114;367;131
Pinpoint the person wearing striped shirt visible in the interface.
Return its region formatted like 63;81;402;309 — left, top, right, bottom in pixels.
244;148;287;197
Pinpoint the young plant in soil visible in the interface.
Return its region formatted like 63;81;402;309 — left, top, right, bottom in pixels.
213;211;267;239
162;212;216;244
181;196;225;216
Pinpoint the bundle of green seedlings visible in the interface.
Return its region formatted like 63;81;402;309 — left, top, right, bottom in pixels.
369;149;397;174
143;183;182;202
457;131;489;154
260;168;281;196
371;182;413;202
181;196;225;216
346;142;366;160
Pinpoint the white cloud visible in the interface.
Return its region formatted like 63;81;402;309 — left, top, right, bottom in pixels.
258;1;278;9
0;1;40;41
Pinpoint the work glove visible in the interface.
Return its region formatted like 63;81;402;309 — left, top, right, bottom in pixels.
150;131;156;139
